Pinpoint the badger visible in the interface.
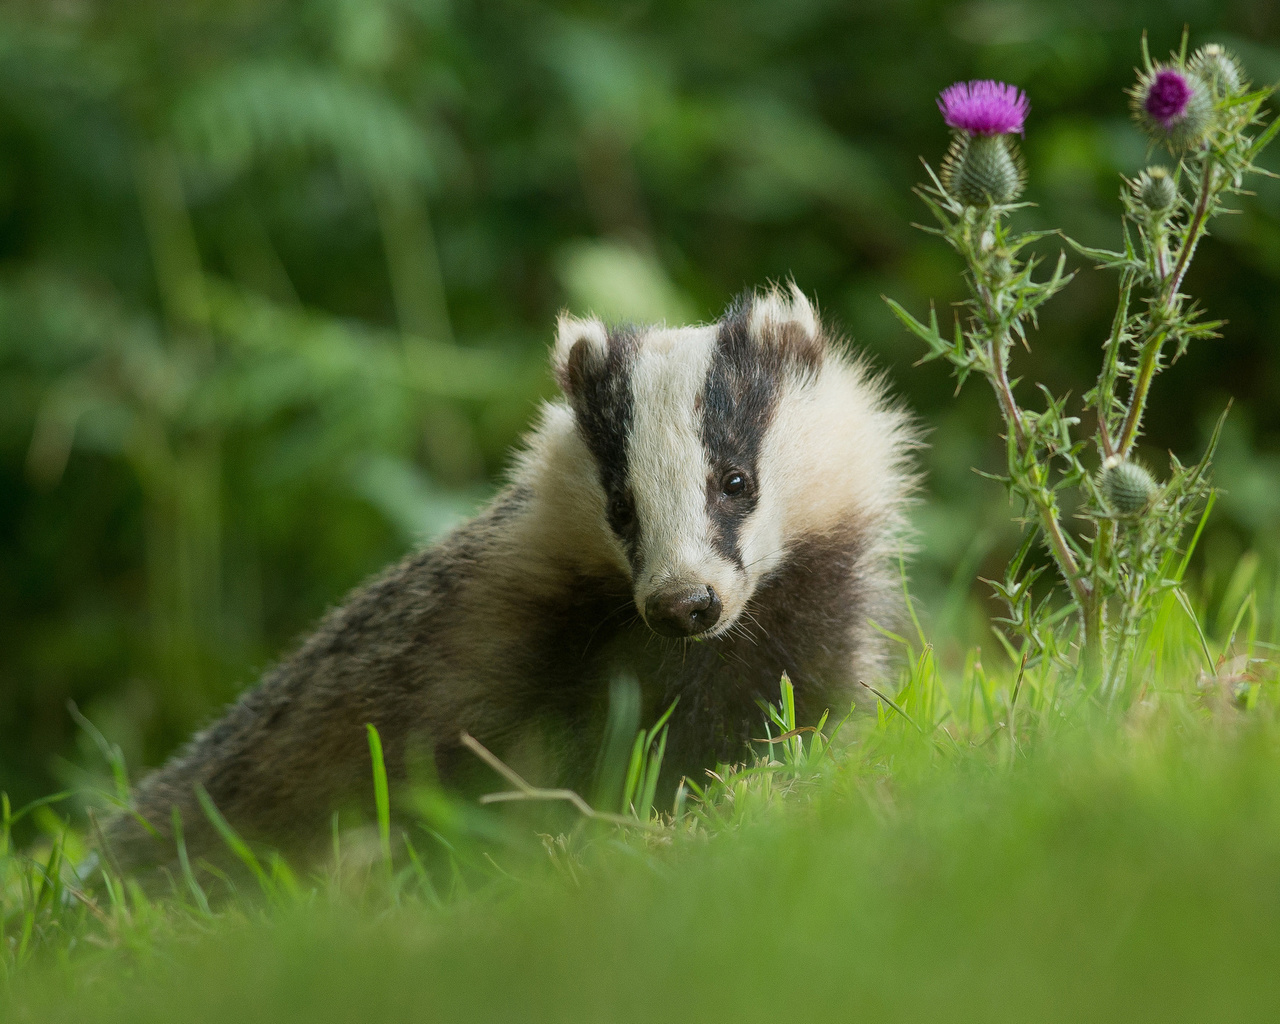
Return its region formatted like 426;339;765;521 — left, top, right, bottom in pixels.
99;284;916;876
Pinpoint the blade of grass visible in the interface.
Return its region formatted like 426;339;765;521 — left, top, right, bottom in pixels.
171;807;211;916
194;785;273;897
5;791;76;828
1174;491;1217;583
66;701;130;801
366;723;393;873
859;681;925;736
1174;588;1216;675
637;725;669;820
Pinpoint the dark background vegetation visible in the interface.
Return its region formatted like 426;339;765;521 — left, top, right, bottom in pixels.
3;0;1280;809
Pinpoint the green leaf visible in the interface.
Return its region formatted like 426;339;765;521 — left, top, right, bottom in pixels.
1062;235;1128;268
883;297;954;362
1248;112;1280;160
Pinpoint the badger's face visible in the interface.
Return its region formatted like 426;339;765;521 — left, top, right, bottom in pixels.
554;286;843;640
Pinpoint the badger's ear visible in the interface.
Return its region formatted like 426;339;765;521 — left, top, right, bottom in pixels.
747;282;824;370
552;313;609;398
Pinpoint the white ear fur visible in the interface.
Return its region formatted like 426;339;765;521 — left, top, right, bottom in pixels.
747;282;819;342
552;313;609;381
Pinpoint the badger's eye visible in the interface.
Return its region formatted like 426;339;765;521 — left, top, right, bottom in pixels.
721;470;748;497
609;493;634;524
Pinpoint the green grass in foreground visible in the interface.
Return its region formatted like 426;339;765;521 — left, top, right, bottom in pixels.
3;581;1280;1023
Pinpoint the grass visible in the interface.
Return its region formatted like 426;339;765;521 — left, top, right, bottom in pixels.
3;572;1280;1022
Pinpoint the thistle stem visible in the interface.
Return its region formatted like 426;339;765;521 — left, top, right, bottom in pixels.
989;327;1025;439
1115;326;1169;457
1095;270;1134;458
1084;520;1115;689
984;329;1090;618
1116;156;1217;458
1168;156;1217;301
973;232;1094;662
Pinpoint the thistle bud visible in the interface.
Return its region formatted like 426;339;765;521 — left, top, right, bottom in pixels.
1189;43;1245;99
1133;166;1178;217
941;133;1026;206
1129;63;1215;152
936;80;1030;207
1099;456;1159;517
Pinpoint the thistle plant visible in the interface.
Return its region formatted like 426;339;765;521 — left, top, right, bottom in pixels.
887;33;1280;694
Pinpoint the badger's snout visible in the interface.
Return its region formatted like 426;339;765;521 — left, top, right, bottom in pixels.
644;584;722;637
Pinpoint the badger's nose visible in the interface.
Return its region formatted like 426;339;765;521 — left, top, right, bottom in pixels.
645;585;722;637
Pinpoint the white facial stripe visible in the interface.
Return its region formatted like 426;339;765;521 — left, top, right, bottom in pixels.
627;325;741;613
736;377;802;584
609;291;912;639
745;360;910;572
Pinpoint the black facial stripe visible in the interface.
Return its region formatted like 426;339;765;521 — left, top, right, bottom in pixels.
566;325;640;564
701;296;786;568
606;488;639;557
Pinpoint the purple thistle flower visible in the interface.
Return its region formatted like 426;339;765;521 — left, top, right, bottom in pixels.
1129;61;1214;152
937;80;1030;136
1144;68;1193;129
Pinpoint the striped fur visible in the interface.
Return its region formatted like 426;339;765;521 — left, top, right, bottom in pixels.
100;285;917;878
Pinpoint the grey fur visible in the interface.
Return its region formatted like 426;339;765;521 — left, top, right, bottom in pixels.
99;289;917;878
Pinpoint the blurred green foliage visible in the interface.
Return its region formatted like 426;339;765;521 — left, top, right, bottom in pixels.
3;0;1280;807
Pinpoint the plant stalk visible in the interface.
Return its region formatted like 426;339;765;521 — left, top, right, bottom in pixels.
977;262;1089;623
1083;520;1115;688
985;330;1094;647
1116;156;1217;458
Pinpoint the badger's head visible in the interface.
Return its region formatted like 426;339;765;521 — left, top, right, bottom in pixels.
550;285;912;640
